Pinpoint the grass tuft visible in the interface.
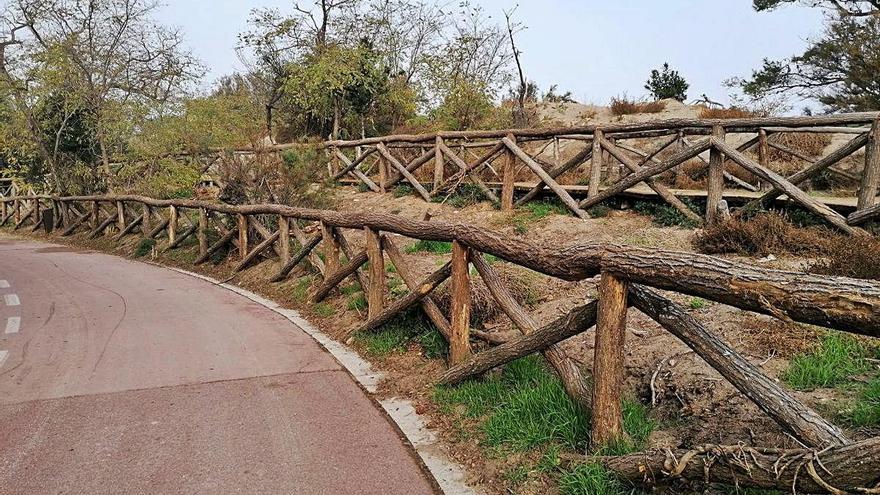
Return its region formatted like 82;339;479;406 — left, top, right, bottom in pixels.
849;377;880;426
610;96;666;116
312;302;336;317
354;309;447;358
133;238;156;257
633;199;700;228
783;333;871;390
405;239;453;254
559;463;626;495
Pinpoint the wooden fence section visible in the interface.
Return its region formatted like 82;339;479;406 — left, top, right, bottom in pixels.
2;193;880;492
319;112;880;233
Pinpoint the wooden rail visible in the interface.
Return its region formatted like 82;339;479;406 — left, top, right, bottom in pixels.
313;113;880;232
2;193;879;492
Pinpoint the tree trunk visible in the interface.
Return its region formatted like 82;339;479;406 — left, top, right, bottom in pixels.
591;271;629;449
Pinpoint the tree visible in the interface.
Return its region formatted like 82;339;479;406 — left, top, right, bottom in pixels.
734;10;880;111
644;63;689;102
753;0;879;16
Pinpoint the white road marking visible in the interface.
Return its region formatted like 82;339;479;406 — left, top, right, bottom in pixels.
0;350;8;368
0;280;9;288
5;317;20;334
4;294;19;306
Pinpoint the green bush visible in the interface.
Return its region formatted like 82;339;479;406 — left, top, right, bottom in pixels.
633;199;700;228
134;238;156;257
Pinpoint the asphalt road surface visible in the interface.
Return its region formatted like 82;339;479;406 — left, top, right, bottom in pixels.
0;236;437;494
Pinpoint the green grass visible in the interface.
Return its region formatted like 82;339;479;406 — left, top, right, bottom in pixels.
633;199;700;228
347;292;368;311
688;297;708;310
405;239;453;254
354;309;447;358
133;238;156;257
312;302;336;317
434;183;487;208
559;463;628;495
434;356;654;452
521;199;569;220
292;276;313;302
849;377;880;426
393;184;415;198
783;333;872;390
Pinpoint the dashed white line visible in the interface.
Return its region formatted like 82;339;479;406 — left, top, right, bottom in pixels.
0;280;9;288
4;294;19;306
5;317;20;334
0;350;8;369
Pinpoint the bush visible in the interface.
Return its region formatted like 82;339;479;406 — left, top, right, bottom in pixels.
133;238;156;257
698;106;759;119
809;234;880;281
693;212;831;257
644;62;689;102
633;199;701;228
609;96;666;116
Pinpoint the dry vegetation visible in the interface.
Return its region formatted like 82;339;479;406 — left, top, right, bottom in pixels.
697;106;760;119
609;97;666;116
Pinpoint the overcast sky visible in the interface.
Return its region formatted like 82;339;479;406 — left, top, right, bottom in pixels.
156;0;827;107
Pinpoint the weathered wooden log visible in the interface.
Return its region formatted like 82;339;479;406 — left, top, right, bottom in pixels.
433;142;505;194
165;225;197;251
591;271;629;448
857;118;880;210
277;216;290;265
289;221;326;275
194;227;238;265
706;126;726;225
599;137;702;224
236;214;248;259
515;146;592;207
438;142;500;204
61;211;91;236
376;143;432;201
198;208;208;258
629;284;848;447
33;194;880;336
381;234;452;338
746;132;868;209
364;227;385;317
114;214;144;241
712;138;865;235
588;130;604;197
502;137;589;219
13;206;34;230
332;147;376;180
271;232;323;282
438;297;598;382
579;139;712;209
680;135;761;191
320;221;341;276
234;230;280;272
450;240;473;364
501;135;516;211
147;217;170;239
384;147;437;189
311;249;368;302
848;200;880;225
334;227;372;297
591;438;880;494
343;261;453;342
433;136;445;192
168;206;178;245
88;214;117;239
471;254;593;408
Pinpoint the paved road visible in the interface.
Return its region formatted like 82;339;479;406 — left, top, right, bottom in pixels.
0;236;437;494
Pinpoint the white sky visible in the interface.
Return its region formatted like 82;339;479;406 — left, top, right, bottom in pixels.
156;0;827;107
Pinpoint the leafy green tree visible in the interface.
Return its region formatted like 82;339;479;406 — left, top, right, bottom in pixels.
644;63;689;102
735;12;880;112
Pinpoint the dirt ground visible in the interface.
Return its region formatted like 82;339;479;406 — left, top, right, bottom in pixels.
7;188;875;495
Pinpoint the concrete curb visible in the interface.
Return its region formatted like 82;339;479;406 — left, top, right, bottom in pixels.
160;265;478;495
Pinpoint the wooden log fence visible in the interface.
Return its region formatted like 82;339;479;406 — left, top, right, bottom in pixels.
3;192;880;493
315;113;880;234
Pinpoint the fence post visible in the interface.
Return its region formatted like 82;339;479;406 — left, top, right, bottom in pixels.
91;201;99;229
278;215;290;266
168;205;178;245
450;240;472;365
501;134;516;211
142;204;151;235
198;208;209;259
588;129;604;197
236;214;249;260
706;125;726;224
433;136;444;193
591;270;629;449
758;129;770;191
320;221;340;276
365;227;384;319
378;151;387;194
13;198;20;224
113;201;123;233
857;118;880;210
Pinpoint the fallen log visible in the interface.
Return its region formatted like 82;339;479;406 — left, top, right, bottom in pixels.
165;225;198;250
629;284;848;448
586;438;880;494
114;214;144;241
88;214;117;239
234;230;280;272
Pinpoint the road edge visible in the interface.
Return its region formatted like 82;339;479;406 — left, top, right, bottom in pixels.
156;263;479;495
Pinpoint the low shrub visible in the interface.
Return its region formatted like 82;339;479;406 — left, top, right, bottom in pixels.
609;96;665;116
633;199;701;228
697;106;759;119
809;234;880;281
133;238;156;257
